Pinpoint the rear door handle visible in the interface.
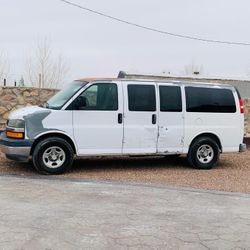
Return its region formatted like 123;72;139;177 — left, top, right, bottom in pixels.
118;113;123;124
152;114;157;124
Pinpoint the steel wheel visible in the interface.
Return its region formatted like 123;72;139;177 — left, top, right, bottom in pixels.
42;146;66;169
196;144;214;164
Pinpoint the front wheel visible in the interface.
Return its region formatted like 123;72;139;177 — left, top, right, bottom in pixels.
187;137;220;169
32;137;74;174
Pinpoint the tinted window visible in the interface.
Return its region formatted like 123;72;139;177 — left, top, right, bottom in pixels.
128;85;156;111
160;86;182;112
185;87;236;113
73;83;118;110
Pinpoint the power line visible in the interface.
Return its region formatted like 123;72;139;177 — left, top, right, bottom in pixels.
59;0;250;46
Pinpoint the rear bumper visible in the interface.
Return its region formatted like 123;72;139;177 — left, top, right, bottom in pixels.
239;143;247;152
0;132;32;162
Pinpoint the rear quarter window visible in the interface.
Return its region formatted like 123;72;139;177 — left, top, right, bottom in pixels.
185;86;236;113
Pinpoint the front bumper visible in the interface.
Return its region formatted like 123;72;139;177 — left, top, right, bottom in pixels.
0;132;32;162
239;143;247;152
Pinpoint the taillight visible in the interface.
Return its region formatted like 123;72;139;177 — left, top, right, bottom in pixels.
239;99;244;113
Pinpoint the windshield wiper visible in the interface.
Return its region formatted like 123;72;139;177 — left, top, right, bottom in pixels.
39;102;50;108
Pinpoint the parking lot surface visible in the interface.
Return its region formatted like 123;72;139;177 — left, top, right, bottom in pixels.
0;150;250;193
0;175;250;250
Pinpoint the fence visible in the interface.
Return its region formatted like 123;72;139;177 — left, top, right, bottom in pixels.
1;78;18;87
0;86;58;129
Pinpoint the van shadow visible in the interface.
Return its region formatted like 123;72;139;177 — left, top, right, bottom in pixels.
70;155;191;174
1;155;192;176
0;159;37;175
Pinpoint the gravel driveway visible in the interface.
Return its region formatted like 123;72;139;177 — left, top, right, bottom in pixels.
0;150;249;193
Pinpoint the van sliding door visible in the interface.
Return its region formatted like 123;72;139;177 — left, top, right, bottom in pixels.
157;84;184;154
122;82;158;154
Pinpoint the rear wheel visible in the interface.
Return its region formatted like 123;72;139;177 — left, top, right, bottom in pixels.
187;137;219;169
32;137;74;174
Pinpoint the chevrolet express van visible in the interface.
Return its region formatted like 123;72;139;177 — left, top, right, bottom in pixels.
0;78;246;174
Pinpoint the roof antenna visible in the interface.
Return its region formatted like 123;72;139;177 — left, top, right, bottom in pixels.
118;71;126;78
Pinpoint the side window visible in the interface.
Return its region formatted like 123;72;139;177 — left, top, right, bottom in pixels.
73;83;118;110
185;87;236;113
159;86;182;112
128;85;156;111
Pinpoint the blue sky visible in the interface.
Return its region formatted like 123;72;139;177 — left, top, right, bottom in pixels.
1;0;250;83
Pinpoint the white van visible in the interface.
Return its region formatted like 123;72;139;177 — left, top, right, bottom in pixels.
0;78;246;174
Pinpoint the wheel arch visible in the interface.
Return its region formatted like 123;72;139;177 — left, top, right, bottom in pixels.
30;132;77;156
189;132;222;152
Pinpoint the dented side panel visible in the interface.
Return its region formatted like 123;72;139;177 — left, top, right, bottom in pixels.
122;81;158;154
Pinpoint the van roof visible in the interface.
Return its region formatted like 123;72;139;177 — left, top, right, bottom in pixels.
78;77;118;82
77;78;234;89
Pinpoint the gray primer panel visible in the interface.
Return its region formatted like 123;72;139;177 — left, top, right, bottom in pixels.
24;111;53;139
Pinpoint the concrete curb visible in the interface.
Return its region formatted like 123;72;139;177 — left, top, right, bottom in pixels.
1;173;250;199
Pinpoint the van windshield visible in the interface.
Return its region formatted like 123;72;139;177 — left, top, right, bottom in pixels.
44;81;86;110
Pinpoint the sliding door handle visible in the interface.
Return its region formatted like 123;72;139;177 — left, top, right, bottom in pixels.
118;113;123;124
152;114;157;124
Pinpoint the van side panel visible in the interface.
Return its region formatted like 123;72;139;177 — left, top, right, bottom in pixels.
23;109;74;141
183;88;244;153
40;110;74;141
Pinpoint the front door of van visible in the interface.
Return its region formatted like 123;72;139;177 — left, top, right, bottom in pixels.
72;82;123;155
122;82;158;154
157;83;184;153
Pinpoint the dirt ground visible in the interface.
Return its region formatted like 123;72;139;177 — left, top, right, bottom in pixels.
0;150;250;193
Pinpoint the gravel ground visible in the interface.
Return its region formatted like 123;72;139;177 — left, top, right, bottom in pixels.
0;150;250;193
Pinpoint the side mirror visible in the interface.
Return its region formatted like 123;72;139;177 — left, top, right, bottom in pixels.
75;96;88;110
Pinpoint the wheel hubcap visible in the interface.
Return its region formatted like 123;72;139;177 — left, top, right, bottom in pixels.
42;146;66;169
197;144;214;164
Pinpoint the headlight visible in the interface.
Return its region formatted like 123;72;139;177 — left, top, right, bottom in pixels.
7;119;25;128
6;119;25;139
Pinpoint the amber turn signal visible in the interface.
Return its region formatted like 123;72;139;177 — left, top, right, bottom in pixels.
6;131;24;139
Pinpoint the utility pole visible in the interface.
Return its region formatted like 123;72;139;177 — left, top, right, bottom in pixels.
39;73;41;88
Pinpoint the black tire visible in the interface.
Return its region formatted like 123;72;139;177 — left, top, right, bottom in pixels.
32;137;74;174
187;137;219;169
